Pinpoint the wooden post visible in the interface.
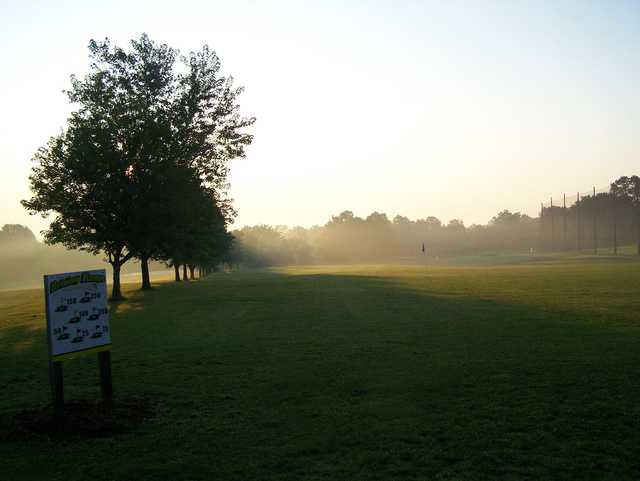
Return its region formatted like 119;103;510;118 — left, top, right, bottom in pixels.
44;275;64;419
593;186;598;255
576;192;581;252
98;351;113;405
49;360;64;419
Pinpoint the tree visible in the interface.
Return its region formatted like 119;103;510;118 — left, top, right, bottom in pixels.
284;227;313;265
611;175;640;255
0;224;37;244
23;35;180;298
490;210;522;226
147;160;233;279
234;225;290;267
446;219;465;233
171;46;255;189
22;34;254;297
22;111;137;300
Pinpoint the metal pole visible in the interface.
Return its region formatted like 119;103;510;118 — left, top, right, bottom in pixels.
612;186;618;255
540;202;544;252
576;192;581;252
563;193;567;251
550;197;555;252
593;186;598;255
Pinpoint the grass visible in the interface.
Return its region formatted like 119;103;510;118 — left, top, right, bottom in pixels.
2;258;640;480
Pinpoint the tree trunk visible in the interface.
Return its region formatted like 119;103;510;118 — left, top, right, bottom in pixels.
111;260;123;301
107;246;132;301
174;264;181;282
140;254;152;290
183;264;189;281
189;264;195;280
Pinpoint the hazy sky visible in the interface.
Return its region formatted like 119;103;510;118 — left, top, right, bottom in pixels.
1;0;638;236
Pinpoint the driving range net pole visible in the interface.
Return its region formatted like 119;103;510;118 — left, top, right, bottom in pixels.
576;192;581;252
593;186;598;255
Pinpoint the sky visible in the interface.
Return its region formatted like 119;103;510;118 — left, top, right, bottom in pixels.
1;0;638;237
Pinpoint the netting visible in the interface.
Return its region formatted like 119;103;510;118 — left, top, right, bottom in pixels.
540;185;610;210
538;182;636;254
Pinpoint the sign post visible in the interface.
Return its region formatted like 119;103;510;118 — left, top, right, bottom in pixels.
98;351;113;405
49;359;64;419
44;269;113;415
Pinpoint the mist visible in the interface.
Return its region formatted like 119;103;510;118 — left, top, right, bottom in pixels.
0;225;159;290
232;186;640;268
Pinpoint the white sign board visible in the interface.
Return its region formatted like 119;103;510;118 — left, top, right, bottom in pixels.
44;269;111;361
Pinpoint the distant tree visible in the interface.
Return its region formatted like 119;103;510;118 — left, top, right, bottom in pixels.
329;211;359;225
611;175;640;255
0;225;37;244
490;210;522;226
393;215;411;226
365;212;391;225
284;227;314;264
223;234;243;271
420;216;442;231
234;225;289;267
446;219;465;233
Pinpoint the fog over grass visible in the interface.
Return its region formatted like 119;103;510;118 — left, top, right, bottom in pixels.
0;225;164;290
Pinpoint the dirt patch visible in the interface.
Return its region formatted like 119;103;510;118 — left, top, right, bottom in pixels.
0;395;154;442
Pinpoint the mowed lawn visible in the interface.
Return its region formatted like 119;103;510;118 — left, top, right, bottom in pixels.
2;259;640;480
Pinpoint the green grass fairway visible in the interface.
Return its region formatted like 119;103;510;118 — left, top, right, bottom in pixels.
2;260;640;480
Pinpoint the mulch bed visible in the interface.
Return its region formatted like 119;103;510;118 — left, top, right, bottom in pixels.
0;395;154;442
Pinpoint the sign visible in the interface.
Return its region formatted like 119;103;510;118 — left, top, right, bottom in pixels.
44;269;111;361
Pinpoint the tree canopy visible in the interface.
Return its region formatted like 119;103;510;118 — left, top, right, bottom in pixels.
22;34;254;299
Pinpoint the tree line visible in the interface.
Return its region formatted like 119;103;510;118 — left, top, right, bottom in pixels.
232;175;640;266
22;35;254;300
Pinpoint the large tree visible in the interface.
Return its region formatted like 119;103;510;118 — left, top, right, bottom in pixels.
22;105;137;299
22;34;254;298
